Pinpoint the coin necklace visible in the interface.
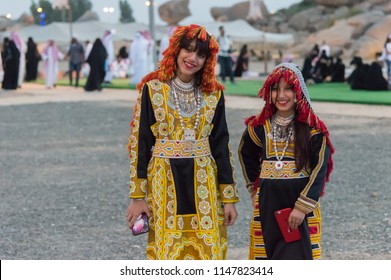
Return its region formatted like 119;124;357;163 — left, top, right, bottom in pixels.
272;121;293;171
172;79;202;141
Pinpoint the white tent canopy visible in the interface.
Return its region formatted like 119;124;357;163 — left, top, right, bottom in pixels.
203;20;294;46
0;20;294;54
1;21;165;45
1;19;293;47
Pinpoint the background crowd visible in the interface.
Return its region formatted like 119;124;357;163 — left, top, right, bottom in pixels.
0;29;156;92
1;29;391;92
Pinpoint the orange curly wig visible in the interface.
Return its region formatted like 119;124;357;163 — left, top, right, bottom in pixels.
136;24;224;94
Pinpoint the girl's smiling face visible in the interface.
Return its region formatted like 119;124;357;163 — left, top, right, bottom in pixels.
271;78;296;117
176;39;207;83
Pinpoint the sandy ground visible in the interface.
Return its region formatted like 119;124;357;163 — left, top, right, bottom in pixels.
1;83;391;260
2;83;391;119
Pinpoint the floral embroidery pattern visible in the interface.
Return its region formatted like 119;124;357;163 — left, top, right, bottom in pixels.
201;124;211;138
205;95;218;108
158;123;169;136
152;93;164;106
205;110;215;123
223;185;235;199
197;185;209;199
199;201;211;215
196;157;207;167
196;169;208;183
200;216;213;230
191;216;199;230
167;200;175;214
155;108;166;121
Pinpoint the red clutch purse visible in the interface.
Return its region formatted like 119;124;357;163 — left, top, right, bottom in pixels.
274;208;301;243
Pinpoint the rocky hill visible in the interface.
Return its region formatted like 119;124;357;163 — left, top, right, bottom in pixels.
149;0;391;62
276;0;391;61
208;0;391;62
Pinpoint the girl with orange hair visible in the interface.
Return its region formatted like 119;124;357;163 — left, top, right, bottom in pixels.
238;63;334;259
126;24;239;260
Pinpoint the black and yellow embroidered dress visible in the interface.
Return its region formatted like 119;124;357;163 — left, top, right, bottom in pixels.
128;80;239;260
239;120;331;259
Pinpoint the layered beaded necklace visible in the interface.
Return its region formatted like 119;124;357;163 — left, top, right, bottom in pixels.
171;76;202;140
271;113;295;170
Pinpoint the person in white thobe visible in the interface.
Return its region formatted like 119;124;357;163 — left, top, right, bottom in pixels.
129;32;150;85
82;40;93;77
102;29;115;83
41;40;64;89
158;26;176;62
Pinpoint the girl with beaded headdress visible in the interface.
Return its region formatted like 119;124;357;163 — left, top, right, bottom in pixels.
238;63;334;260
126;24;239;260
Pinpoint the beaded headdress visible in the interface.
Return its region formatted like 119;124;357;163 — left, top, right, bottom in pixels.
136;24;224;94
245;62;334;195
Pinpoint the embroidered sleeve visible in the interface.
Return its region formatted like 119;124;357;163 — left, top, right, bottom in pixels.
128;84;156;198
209;91;239;203
238;125;263;193
294;133;331;214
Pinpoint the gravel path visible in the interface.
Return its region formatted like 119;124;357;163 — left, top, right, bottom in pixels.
1;85;390;260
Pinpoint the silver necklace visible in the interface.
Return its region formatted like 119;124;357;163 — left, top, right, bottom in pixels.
172;79;202;141
273;123;293;171
171;77;197;116
274;113;295;126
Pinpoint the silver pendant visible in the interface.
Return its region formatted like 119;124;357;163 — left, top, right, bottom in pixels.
183;128;196;140
275;161;283;170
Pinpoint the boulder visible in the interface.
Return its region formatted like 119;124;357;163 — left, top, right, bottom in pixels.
314;0;362;7
17;13;35;25
158;0;191;25
211;1;268;22
0;18;15;31
76;11;99;22
346;11;385;39
352;14;391;59
313;0;389;7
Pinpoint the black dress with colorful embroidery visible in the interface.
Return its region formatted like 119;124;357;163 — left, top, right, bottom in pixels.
128;80;239;260
238;120;331;259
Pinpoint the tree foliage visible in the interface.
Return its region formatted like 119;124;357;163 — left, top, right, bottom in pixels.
119;0;135;23
30;0;92;25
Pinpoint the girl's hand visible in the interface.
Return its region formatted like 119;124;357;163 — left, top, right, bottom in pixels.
126;199;151;229
223;203;238;226
288;208;305;230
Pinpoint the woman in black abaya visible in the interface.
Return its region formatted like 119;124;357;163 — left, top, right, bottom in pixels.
84;38;108;92
25;37;41;81
2;38;20;90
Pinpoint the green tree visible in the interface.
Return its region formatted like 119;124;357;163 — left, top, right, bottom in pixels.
30;0;92;25
119;0;135;23
30;0;58;25
68;0;92;22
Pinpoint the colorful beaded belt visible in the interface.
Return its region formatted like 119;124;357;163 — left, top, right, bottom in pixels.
152;138;211;158
260;160;310;179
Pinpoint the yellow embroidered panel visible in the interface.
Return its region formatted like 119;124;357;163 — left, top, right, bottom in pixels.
260;160;310;179
152;138;211;158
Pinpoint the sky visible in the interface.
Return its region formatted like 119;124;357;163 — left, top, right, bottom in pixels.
1;0;301;25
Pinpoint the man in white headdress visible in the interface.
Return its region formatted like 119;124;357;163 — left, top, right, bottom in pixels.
10;31;27;88
158;26;176;62
102;29;116;84
41;40;64;89
129;31;150;85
